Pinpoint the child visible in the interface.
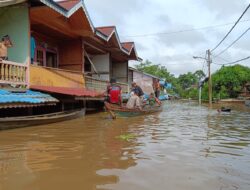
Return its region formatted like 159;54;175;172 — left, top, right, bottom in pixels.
148;93;161;106
0;35;13;60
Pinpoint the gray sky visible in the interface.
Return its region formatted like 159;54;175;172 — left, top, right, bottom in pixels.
84;0;250;76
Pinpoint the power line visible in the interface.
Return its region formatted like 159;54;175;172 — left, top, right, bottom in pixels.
213;56;250;66
211;3;250;52
214;26;250;57
212;55;230;63
121;19;250;38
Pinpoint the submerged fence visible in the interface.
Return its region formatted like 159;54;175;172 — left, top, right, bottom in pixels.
85;76;129;93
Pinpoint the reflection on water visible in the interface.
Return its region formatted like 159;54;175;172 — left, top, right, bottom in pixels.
0;101;250;190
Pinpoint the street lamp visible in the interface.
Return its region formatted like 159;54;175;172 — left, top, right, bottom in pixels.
193;50;212;108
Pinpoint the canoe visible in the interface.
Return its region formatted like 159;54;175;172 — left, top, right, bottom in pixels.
104;102;163;118
0;109;86;130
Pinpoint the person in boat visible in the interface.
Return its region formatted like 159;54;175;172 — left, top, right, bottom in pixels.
154;79;161;98
131;82;144;105
126;91;142;110
107;78;122;105
0;35;13;61
148;93;162;106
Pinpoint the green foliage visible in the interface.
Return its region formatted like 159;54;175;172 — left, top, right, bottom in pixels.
134;60;250;100
211;64;250;99
178;72;198;89
135;60;175;82
116;134;136;142
194;70;206;80
134;60;205;98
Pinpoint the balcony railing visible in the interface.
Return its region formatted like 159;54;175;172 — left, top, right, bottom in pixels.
85;76;129;93
0;60;28;86
30;65;84;88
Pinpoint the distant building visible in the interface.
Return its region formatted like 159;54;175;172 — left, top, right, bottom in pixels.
128;67;160;95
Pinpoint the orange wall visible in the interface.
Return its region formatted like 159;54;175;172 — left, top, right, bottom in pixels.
58;39;83;71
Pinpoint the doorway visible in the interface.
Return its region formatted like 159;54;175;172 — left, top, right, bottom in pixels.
46;51;58;68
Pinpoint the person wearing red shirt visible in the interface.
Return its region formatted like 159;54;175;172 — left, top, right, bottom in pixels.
107;78;122;105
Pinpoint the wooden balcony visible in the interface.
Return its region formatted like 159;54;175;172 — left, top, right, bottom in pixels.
0;60;28;86
85;76;129;93
30;65;85;88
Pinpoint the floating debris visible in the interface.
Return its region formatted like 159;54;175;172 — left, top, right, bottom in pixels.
116;134;136;141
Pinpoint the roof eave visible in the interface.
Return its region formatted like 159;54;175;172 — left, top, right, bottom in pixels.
40;0;68;16
67;0;95;32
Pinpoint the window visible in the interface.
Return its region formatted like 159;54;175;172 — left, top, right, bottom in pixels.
36;48;45;66
35;46;58;68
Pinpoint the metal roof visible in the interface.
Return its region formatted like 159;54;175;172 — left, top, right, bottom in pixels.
0;89;58;104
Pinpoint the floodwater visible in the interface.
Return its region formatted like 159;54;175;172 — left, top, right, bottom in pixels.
0;102;250;190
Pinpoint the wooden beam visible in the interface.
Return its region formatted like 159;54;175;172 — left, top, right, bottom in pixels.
31;16;76;38
84;41;106;54
85;51;99;75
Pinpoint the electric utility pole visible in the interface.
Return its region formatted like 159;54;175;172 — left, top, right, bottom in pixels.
193;50;213;108
207;49;212;108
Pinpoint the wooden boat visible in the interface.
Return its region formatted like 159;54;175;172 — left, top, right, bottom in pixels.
0;109;86;130
104;102;163;118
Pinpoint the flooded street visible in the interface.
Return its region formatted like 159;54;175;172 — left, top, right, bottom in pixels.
0;101;250;190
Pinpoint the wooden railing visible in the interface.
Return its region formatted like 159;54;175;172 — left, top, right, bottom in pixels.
0;60;28;86
85;76;108;92
30;65;84;88
85;76;129;93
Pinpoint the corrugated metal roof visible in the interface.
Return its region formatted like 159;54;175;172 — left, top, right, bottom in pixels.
30;85;104;97
0;89;58;104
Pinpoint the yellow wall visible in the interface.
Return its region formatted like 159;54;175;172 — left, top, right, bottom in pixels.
30;65;85;88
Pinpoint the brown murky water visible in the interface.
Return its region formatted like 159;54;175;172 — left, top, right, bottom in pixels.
0;101;250;190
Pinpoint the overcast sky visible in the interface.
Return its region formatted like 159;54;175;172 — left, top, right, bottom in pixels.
84;0;250;76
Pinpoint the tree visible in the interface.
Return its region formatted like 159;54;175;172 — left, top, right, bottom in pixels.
134;60;250;100
178;72;197;90
135;60;175;82
194;70;206;80
211;65;250;98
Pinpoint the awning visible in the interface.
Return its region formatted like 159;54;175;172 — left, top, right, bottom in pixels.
0;89;58;109
30;85;104;97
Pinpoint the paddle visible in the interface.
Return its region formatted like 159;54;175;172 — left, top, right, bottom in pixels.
108;109;116;119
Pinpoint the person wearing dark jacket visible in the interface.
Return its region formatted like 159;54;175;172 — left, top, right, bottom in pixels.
131;82;144;105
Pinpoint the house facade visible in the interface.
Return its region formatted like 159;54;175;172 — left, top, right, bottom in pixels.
0;0;141;113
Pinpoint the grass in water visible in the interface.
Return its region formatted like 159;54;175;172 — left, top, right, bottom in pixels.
116;134;136;141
